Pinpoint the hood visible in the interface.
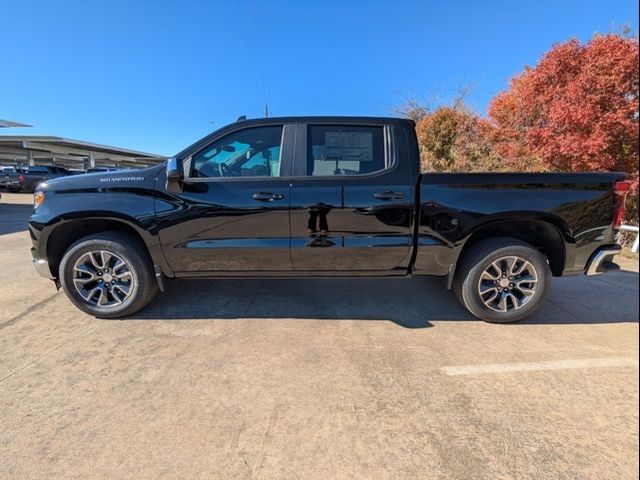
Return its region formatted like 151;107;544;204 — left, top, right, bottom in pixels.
38;163;166;192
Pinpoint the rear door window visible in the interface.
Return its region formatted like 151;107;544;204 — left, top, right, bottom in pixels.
307;125;386;176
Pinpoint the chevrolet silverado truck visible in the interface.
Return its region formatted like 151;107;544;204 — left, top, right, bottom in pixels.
28;116;630;322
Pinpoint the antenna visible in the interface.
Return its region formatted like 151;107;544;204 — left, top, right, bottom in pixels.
264;103;269;118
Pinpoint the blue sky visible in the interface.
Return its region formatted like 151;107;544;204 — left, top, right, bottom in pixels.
2;0;638;156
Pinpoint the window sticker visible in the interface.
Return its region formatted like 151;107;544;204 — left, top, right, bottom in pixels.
324;132;374;162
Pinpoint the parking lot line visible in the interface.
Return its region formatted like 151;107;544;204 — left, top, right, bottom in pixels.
440;356;639;376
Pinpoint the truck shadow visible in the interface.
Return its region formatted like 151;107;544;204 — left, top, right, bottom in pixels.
130;272;639;328
132;277;467;328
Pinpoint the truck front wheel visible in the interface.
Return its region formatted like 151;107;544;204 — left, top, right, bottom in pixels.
453;237;551;323
59;232;158;318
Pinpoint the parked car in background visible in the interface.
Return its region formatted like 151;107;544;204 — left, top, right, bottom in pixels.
29;116;630;322
13;165;69;192
0;166;26;190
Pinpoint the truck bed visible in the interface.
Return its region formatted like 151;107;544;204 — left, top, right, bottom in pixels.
415;172;626;276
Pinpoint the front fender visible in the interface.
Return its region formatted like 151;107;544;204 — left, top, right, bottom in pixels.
28;189;172;278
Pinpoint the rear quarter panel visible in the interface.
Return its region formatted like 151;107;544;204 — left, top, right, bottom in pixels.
416;172;626;276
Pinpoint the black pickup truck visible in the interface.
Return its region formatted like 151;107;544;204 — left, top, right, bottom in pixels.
0;166;26;190
29;116;630;322
13;165;70;192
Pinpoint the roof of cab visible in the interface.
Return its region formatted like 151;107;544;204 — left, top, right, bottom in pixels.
233;115;414;125
177;115;415;158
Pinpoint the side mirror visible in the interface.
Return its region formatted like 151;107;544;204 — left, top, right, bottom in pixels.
166;157;183;194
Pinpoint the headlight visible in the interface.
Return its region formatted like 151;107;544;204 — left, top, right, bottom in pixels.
34;191;45;208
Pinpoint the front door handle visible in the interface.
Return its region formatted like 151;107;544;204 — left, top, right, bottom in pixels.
374;190;405;200
252;192;284;202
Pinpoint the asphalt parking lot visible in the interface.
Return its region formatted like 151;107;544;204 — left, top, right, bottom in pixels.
1;191;638;479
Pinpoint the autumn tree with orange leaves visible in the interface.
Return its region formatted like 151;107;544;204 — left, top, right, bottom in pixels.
414;105;505;173
488;33;639;191
405;32;639;220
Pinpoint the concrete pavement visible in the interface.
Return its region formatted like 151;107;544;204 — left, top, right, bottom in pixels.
1;191;638;479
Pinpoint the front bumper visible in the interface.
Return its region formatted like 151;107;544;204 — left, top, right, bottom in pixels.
585;245;622;276
33;258;55;279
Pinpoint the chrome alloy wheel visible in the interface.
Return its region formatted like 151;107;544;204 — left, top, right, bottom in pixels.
72;250;135;307
477;256;539;313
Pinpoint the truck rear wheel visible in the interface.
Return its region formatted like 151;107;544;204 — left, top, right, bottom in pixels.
453;237;551;323
59;232;158;318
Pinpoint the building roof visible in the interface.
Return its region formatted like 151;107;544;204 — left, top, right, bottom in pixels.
0;135;166;169
0;119;32;128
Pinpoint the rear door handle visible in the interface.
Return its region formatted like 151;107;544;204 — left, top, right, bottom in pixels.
252;192;284;202
374;190;405;200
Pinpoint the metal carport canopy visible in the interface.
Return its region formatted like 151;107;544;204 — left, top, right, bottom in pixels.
0;135;166;170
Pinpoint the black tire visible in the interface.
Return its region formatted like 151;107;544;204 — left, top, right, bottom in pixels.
453;237;551;323
59;232;158;318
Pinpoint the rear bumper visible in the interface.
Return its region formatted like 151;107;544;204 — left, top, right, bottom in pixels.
585;245;622;276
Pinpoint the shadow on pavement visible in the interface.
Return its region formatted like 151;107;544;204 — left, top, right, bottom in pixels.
530;270;639;325
130;271;639;328
132;277;471;328
0;202;32;235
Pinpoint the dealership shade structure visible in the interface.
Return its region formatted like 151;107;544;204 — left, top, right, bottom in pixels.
0;119;33;128
0;135;166;170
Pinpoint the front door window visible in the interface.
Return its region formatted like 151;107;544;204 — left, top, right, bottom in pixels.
191;126;283;178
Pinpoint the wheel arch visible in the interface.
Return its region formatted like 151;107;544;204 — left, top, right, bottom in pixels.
45;217;165;279
457;219;567;277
